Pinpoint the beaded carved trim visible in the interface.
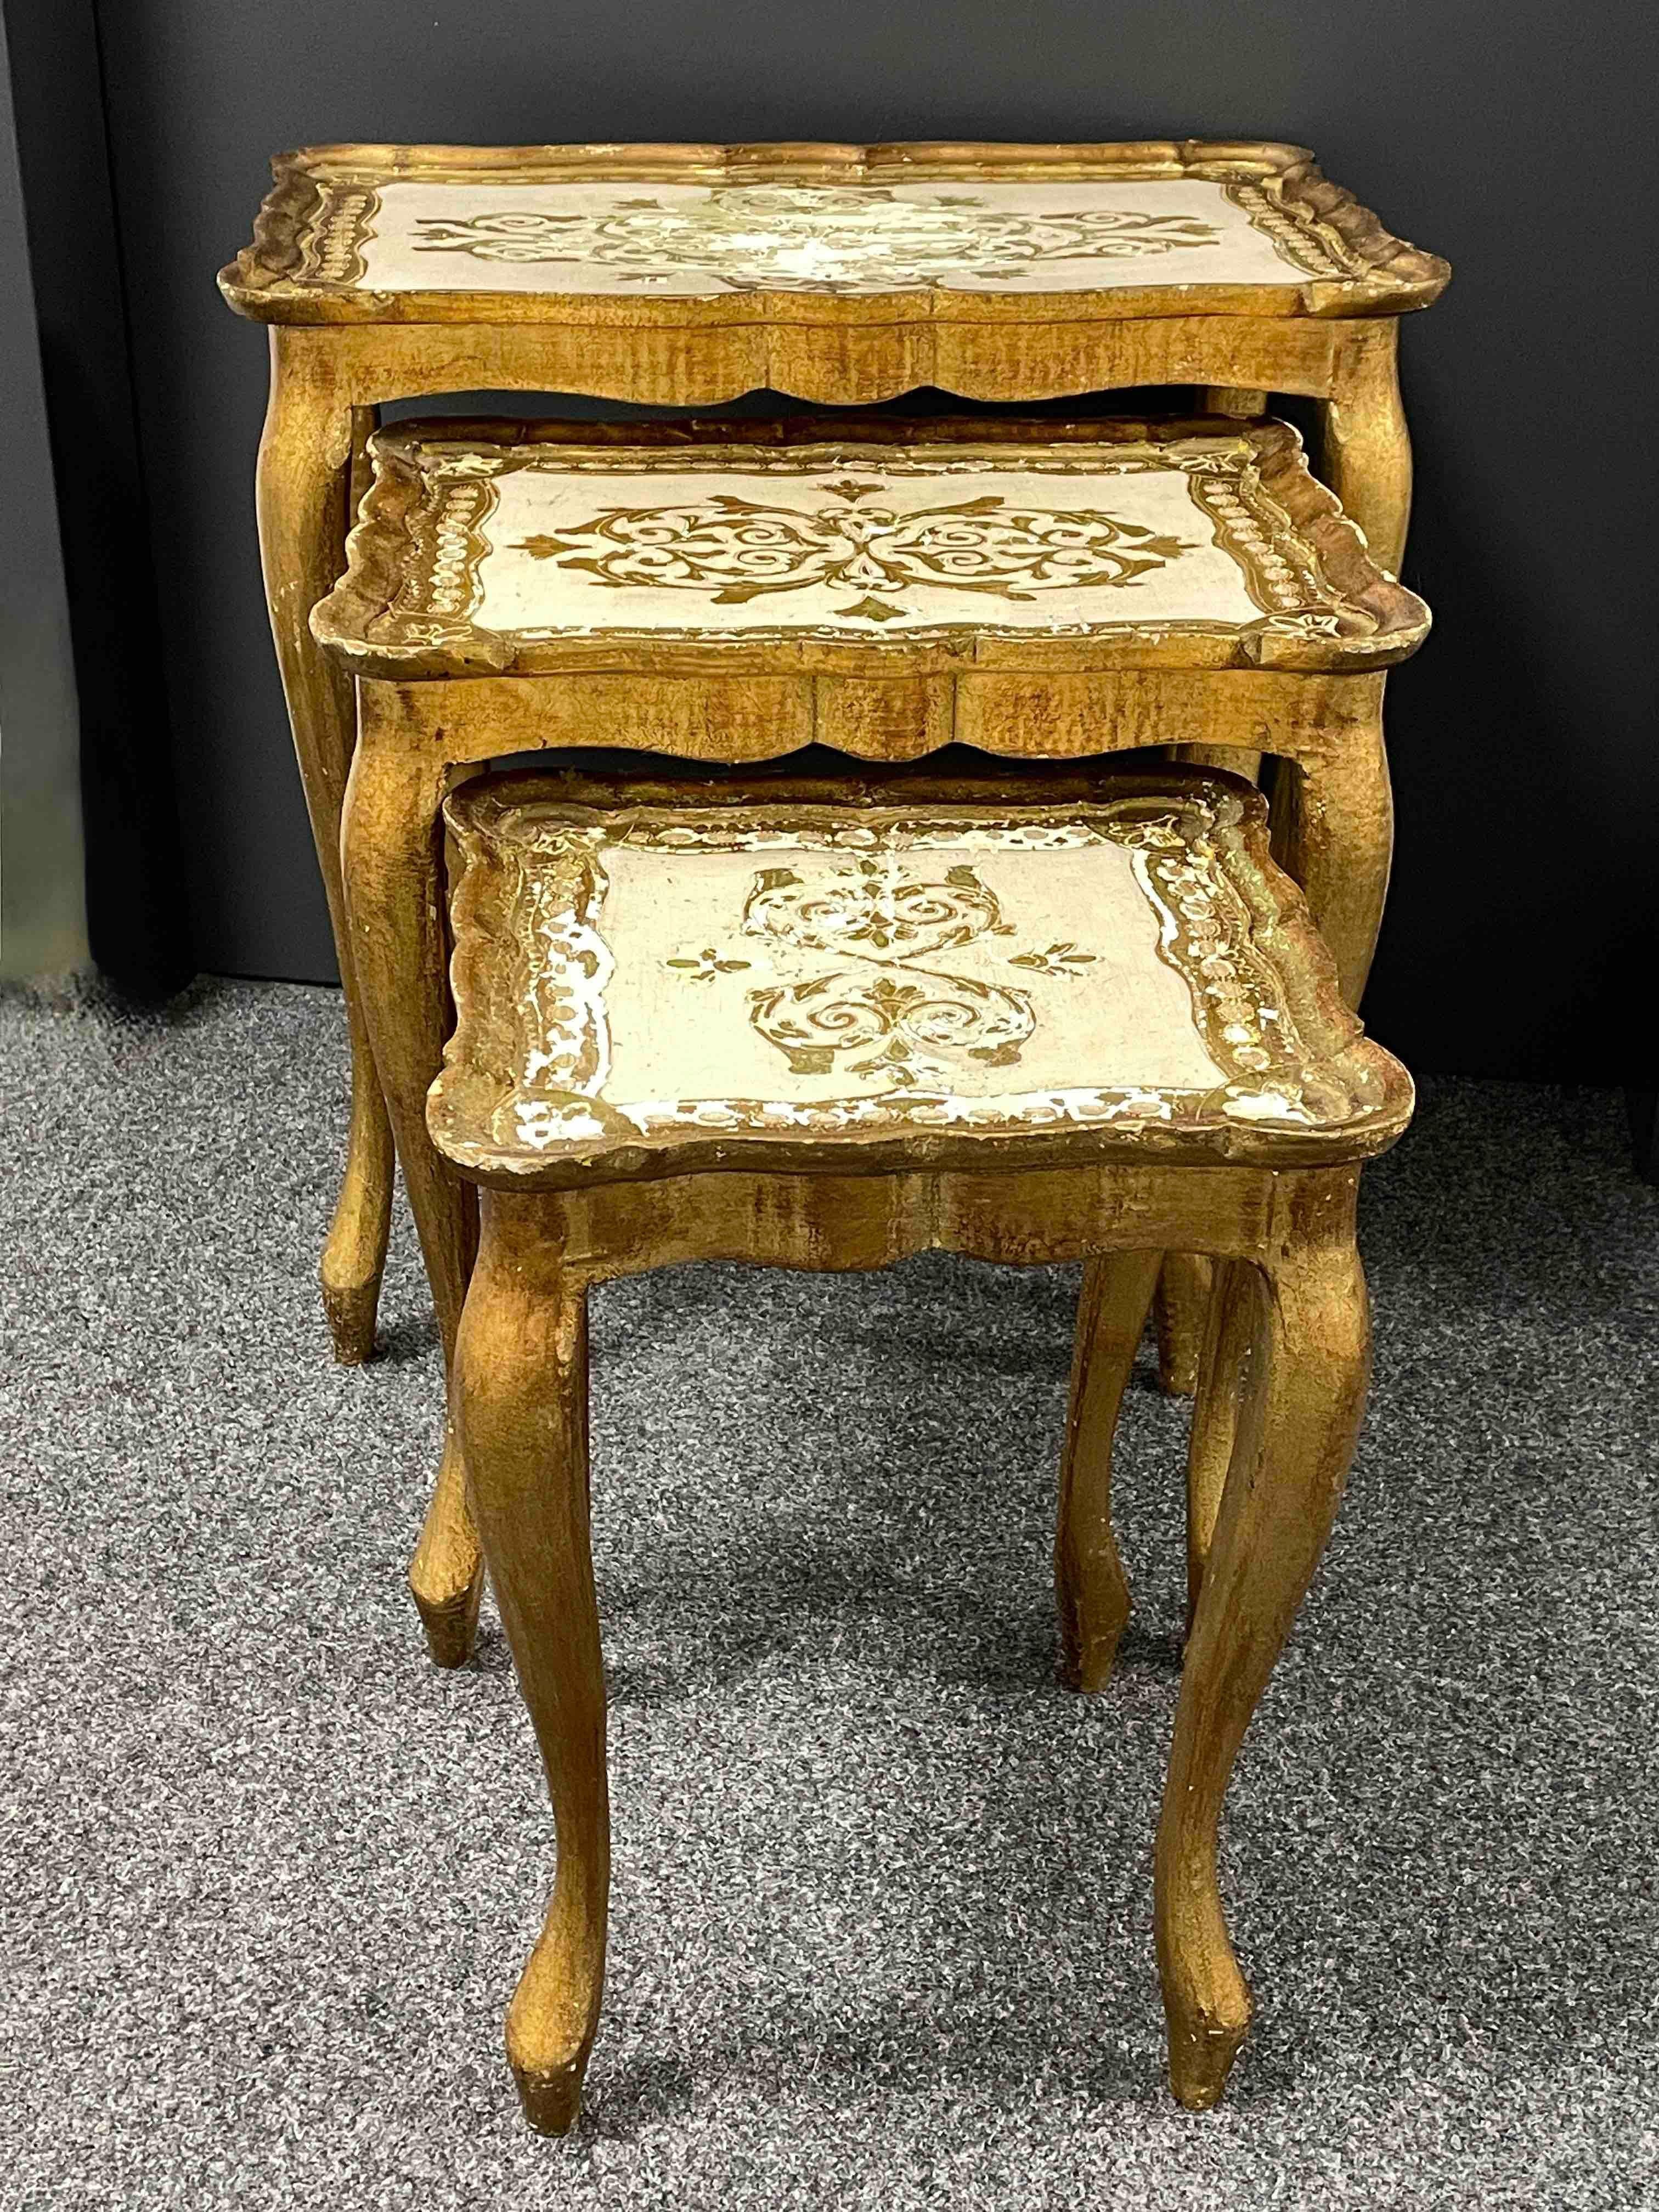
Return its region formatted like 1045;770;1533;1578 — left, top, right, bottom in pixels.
1187;469;1340;628
1221;180;1354;279
297;172;384;286
379;470;503;653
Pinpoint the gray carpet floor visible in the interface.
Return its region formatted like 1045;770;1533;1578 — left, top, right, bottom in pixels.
2;977;1656;2211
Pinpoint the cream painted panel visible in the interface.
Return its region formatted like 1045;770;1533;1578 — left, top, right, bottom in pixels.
471;463;1265;637
353;178;1311;297
593;837;1224;1109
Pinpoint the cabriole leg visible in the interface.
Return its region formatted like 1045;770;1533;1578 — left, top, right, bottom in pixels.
257;344;394;1363
1321;321;1412;577
1182;1259;1263;1635
455;1193;607;2135
1056;1250;1161;1691
1153;1252;1215;1399
1278;708;1395;1009
1155;1178;1371;2108
340;727;483;1662
1155;680;1264;1397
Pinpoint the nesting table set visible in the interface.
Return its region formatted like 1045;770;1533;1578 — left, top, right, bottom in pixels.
221;141;1447;2131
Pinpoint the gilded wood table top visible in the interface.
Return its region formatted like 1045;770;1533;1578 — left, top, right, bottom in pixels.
220;142;1448;326
428;765;1412;1188
312;416;1429;679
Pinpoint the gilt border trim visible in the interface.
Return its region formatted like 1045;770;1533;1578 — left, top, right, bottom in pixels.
220;140;1449;325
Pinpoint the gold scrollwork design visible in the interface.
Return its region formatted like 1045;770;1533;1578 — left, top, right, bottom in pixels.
690;856;1036;1090
515;483;1192;619
404;187;1229;293
749;970;1034;1087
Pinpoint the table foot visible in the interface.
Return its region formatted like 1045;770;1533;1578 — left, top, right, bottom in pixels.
408;1421;483;1666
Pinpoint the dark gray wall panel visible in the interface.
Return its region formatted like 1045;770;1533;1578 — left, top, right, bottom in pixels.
91;0;1656;1076
5;0;190;991
0;6;86;978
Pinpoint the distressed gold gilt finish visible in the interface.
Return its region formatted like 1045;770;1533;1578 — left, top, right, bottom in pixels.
224;142;1445;1376
426;760;1412;2130
314;411;1425;1669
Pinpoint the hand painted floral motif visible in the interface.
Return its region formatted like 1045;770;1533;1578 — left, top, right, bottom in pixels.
749;969;1034;1087
742;862;1002;960
1009;940;1098;977
408;186;1227;293
673;857;1037;1090
665;946;752;984
515;480;1192;622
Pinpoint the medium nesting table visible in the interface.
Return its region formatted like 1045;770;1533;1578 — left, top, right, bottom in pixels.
311;410;1427;1663
221;138;1447;1371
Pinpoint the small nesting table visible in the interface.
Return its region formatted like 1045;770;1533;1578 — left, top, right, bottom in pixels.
428;761;1414;2128
311;413;1427;1661
221;139;1447;1367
